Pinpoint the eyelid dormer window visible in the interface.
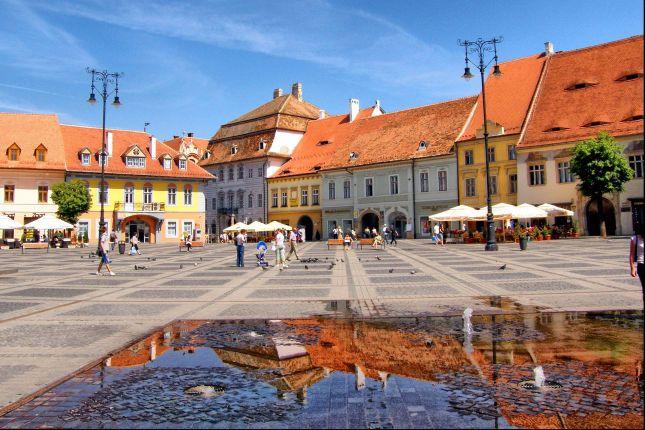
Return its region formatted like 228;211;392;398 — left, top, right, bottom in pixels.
418;140;427;150
231;145;238;155
616;72;643;82
565;81;598;91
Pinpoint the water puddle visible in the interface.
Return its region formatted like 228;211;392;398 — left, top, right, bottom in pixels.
2;311;643;428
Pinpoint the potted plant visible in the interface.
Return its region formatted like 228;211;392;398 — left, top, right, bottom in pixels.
571;221;580;238
518;228;529;250
544;227;552;240
83;232;89;245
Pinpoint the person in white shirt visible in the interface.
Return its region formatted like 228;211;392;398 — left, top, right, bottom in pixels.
433;224;441;246
96;226;115;276
274;229;286;270
629;224;645;289
286;228;300;262
235;230;246;267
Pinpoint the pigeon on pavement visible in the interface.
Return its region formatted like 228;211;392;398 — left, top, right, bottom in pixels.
499;264;507;270
376;256;381;261
410;270;416;274
304;265;309;270
388;268;394;273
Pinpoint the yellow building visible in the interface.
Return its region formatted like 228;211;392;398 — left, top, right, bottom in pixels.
456;51;547;210
61;125;212;243
267;173;322;240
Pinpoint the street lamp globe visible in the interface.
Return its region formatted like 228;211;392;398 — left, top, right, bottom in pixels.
493;64;502;77
111;96;121;108
462;67;474;80
87;93;97;104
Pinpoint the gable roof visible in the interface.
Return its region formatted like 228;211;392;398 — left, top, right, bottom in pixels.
519;35;644;148
164;135;209;154
61;125;213;180
458;54;547;142
0;113;67;170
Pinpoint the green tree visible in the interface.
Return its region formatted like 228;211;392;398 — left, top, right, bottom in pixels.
570;132;633;238
51;180;92;225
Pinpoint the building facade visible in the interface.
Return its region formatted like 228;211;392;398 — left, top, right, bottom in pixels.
61;125;212;243
0;114;67;240
517;36;644;235
164;132;209;164
200;83;321;235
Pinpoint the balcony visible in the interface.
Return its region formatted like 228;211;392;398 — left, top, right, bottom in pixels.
114;202;165;212
217;207;238;215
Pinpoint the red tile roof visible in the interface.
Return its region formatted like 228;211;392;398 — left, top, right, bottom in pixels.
61;125;213;179
164;135;209;154
0;113;67;171
458;54;547;141
519;35;644;148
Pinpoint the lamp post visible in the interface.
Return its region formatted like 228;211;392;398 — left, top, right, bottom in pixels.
86;68;123;236
458;37;503;251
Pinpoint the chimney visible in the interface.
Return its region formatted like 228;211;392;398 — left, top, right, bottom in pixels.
291;82;302;101
150;136;157;159
187;132;194;138
173;135;179;139
544;41;554;56
349;98;359;122
273;88;283;99
319;109;326;119
106;131;113;156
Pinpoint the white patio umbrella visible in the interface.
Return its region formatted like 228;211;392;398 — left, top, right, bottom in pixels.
266;221;293;231
512;203;548;219
24;214;73;230
429;205;479;222
245;221;272;232
469;203;517;220
0;215;23;230
537;203;574;217
223;222;249;232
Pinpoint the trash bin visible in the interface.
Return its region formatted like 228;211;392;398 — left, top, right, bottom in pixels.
118;241;126;254
62;238;71;249
519;237;528;251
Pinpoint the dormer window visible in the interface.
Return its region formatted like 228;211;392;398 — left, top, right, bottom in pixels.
281;169;291;175
349;151;358;161
258;139;266;150
544;126;569;132
7;144;20;161
622;114;644;122
34;144;47;162
583;121;610;127
418;140;427;150
565;81;597;91
616;72;643;82
163;157;172;170
312;165;321;171
231;145;238;155
81;153;91;165
179;159;187;170
126;156;146;168
98;151;108;167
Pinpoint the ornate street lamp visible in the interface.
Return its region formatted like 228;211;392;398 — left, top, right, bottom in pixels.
458;37;503;251
86;68;123;237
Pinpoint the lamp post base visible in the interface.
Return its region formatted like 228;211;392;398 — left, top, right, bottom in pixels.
485;242;499;251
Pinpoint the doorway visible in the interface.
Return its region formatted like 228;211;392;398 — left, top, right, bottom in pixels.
585;197;616;236
361;212;379;233
389;213;407;238
297;215;314;241
126;221;151;243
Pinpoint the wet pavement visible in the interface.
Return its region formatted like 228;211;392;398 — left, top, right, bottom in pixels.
1;310;642;429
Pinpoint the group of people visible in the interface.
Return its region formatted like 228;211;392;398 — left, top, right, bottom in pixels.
233;225;306;269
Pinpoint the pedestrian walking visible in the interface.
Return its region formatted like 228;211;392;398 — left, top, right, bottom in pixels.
274;228;286;270
286;228;300;262
389;225;398;246
438;224;445;246
630;224;645;290
433;224;441;246
130;235;141;255
96;226;115;276
109;229;117;252
235;229;246;267
343;232;353;250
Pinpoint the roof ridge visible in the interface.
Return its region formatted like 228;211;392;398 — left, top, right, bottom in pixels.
553;34;643;57
358;95;477;120
277;93;293;113
60;123;150;135
0;112;58;117
518;55;552;145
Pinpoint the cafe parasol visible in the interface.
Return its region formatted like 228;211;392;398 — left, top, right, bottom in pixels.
429;205;479;222
222;222;249;232
0;215;23;230
24;214;74;230
266;221;293;231
537;203;574;217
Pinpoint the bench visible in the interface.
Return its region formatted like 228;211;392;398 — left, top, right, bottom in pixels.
179;240;204;251
21;242;49;254
326;239;344;249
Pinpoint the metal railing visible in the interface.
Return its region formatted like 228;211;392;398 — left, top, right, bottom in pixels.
114;202;165;212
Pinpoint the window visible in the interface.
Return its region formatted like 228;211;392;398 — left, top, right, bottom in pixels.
616;72;644;82
211;197;216;210
124;186;134;204
167;221;177;238
37;185;47;202
312;188;319;205
507;145;516;160
465;178;476;197
301;189;308;206
81;153;91;165
281;192;287;207
183;221;193;236
236;194;243;209
143;186;153;204
248;194;253;208
257;167;263;177
629;155;643;178
566;81;597;91
98;182;109;204
258;139;265;150
509;174;517;194
218;168;224;182
487;147;495;162
464;150;474;165
231;145;237;155
343;180;351;199
227;193;234;208
438;170;447;192
8;148;19;161
257;193;263;208
529;164;546;186
163;158;172;169
184;186;193;205
228;168;234;180
77;221;89;239
272;192;278;208
237;165;244;179
36;148;46;162
218;195;224;209
420;171;429;192
248;168;253;178
489;176;497;195
4;185;15;203
557;161;574;183
167;187;176;205
126;156;146;168
328;182;336;200
418;140;427;151
365;178;373;197
389;175;399;195
179;159;187;170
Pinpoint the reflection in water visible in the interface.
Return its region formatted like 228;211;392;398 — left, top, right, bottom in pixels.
1;311;643;429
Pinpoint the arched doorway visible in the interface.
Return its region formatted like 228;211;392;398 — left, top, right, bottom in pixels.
361;212;379;234
297;215;314;241
585;198;616;236
389;212;407;238
122;216;156;243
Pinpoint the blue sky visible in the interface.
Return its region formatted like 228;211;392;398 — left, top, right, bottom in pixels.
0;0;642;140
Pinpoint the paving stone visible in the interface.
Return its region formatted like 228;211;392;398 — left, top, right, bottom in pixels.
248;288;330;299
0;288;94;298
0;301;40;314
494;281;589;292
0;324;123;347
369;275;436;284
61;303;176;317
468;272;544;280
121;290;209;299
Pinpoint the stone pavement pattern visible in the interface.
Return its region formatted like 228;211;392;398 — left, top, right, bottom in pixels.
0;238;641;409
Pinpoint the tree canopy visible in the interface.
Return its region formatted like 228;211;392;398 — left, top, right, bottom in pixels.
570;131;633;198
51;180;92;225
